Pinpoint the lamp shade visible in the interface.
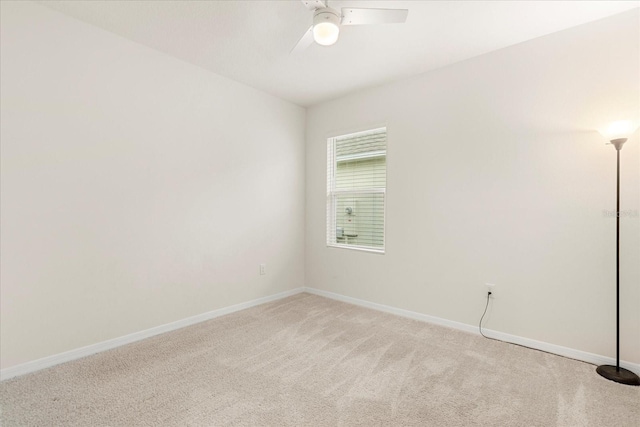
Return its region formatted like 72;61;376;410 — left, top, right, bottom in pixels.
600;120;637;141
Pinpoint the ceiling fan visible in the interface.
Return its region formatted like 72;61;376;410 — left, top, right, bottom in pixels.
291;0;408;53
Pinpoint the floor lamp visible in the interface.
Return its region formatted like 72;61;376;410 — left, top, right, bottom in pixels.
596;120;640;386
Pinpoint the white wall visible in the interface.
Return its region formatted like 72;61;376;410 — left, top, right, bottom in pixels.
0;1;305;370
306;10;640;363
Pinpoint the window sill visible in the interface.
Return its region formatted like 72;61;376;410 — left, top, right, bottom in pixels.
327;243;385;255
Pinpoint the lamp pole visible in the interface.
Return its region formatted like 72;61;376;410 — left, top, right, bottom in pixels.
595;137;640;386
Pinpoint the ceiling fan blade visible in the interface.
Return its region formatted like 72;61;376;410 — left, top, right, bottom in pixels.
291;26;314;55
341;8;408;25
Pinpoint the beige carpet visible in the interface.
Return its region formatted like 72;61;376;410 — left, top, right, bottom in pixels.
1;293;638;426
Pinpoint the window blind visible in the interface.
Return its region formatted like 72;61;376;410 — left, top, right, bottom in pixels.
327;127;386;252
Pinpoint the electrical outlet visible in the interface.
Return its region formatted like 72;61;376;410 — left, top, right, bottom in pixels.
485;283;495;297
260;264;266;275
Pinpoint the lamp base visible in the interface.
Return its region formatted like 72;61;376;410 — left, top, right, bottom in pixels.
596;365;640;386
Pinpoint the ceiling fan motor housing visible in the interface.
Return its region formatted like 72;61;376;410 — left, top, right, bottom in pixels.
313;7;341;26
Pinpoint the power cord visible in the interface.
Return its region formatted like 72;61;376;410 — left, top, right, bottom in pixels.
478;291;496;340
477;291;587;365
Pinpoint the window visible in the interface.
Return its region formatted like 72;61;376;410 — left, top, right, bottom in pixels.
326;127;386;253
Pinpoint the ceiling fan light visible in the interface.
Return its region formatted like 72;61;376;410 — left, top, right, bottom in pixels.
313;22;339;45
313;8;340;46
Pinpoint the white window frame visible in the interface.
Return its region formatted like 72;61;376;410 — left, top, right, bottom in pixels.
326;127;387;254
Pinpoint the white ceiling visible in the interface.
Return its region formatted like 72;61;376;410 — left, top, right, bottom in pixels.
39;0;639;107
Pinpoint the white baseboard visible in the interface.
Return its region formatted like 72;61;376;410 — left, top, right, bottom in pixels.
0;287;305;381
303;287;640;376
3;285;638;381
